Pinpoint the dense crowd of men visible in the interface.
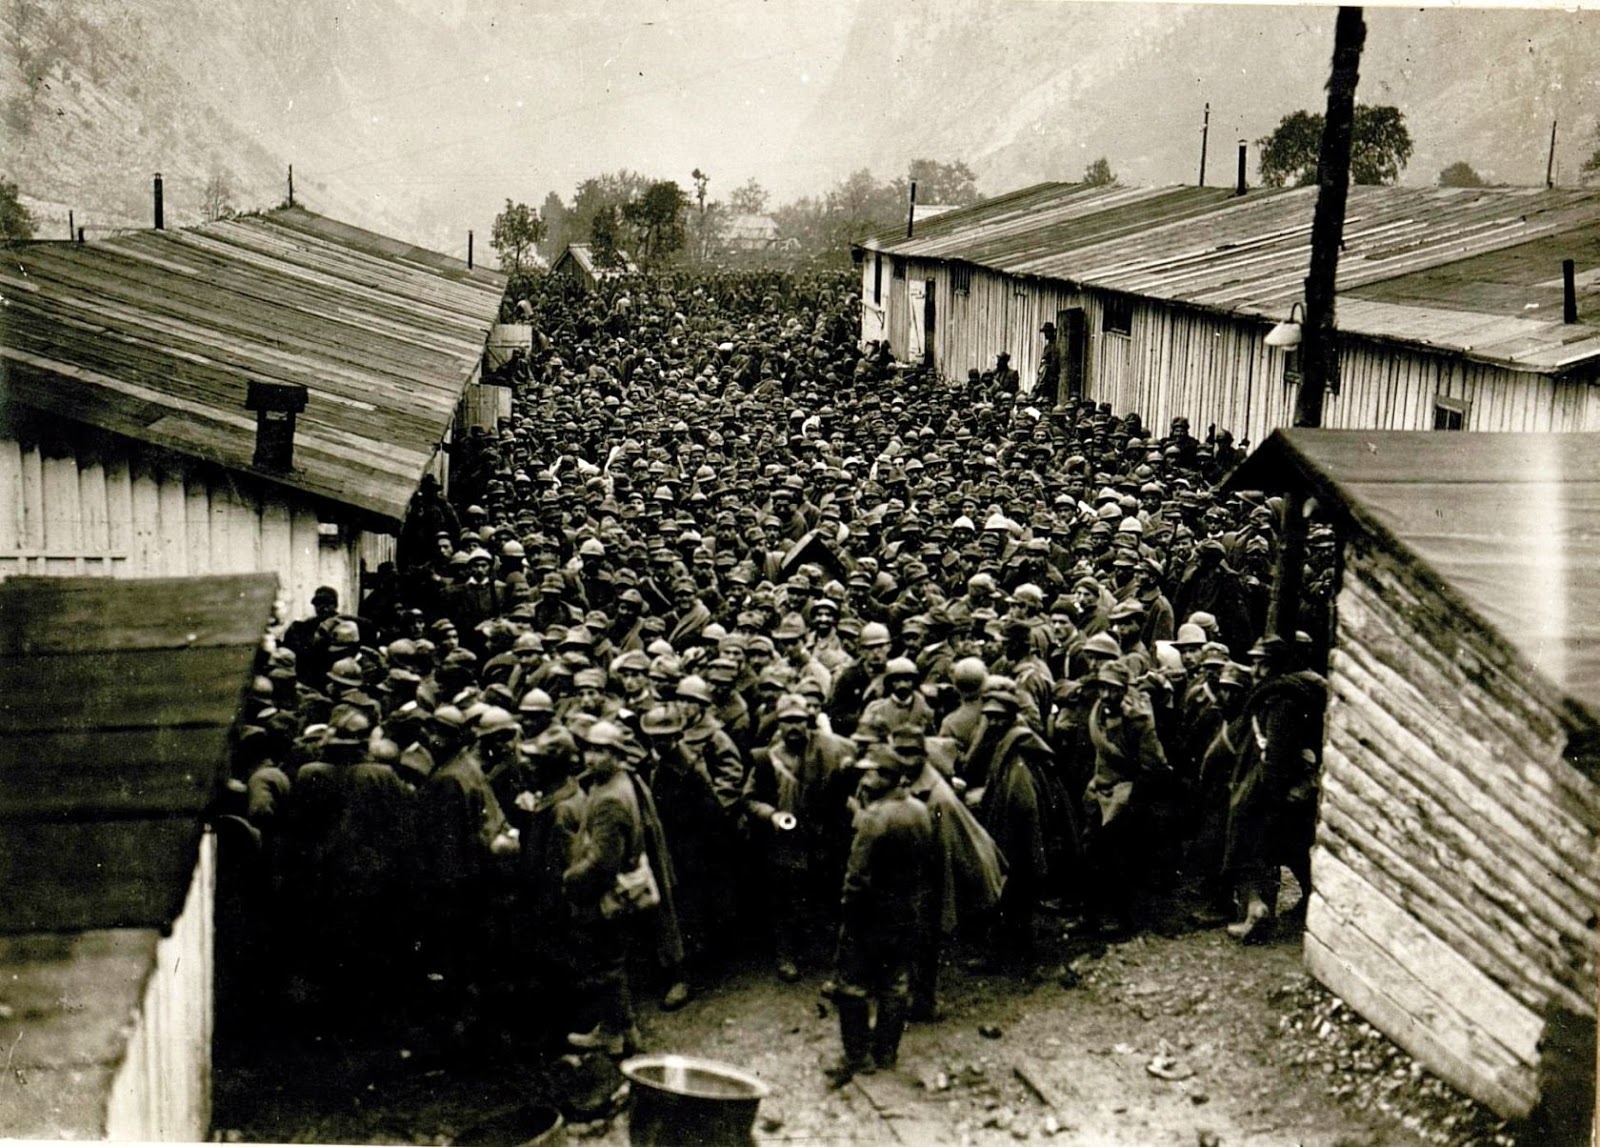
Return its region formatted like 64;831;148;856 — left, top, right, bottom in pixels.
222;267;1334;1087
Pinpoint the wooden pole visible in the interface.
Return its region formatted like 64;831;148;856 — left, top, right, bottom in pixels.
1292;6;1365;429
1199;102;1210;187
1547;120;1558;190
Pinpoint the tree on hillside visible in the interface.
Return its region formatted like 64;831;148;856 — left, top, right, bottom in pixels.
623;180;688;267
0;179;35;241
1437;161;1486;188
1083;157;1117;187
590;204;623;266
899;159;978;205
201;173;235;222
1580;121;1600;186
538;191;568;259
728;177;770;215
567;170;653;258
825;168;905;247
490;199;546;274
1257;105;1413;188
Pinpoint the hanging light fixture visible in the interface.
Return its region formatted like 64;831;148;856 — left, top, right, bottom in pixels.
1265;301;1305;348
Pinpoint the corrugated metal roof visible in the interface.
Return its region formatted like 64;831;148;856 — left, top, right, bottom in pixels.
865;184;1600;373
0;573;277;933
0;207;506;526
1227;430;1600;727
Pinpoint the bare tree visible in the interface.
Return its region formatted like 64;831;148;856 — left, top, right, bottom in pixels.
202;173;235;222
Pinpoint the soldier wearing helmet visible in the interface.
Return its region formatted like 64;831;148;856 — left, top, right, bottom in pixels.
963;677;1078;971
823;731;935;1089
860;656;934;736
415;702;511;1044
563;719;648;1057
827;620;893;737
742;693;856;984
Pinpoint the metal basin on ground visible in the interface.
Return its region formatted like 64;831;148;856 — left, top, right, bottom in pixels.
452;1102;565;1147
621;1054;770;1146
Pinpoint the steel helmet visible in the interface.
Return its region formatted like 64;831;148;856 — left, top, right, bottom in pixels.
951;656;989;692
858;621;892;648
518;688;554;715
676;674;714;705
327;658;365;689
884;656;919;680
474;706;519;740
584;719;628;750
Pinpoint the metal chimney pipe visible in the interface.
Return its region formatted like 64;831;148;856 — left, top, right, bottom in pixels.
1563;258;1578;323
68;209;74;239
1236;142;1247;196
153;173;164;230
467;230;474;270
906;180;918;239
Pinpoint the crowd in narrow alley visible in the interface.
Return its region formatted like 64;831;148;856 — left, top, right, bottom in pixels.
220;267;1334;1086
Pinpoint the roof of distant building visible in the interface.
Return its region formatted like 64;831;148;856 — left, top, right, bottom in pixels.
860;183;1600;375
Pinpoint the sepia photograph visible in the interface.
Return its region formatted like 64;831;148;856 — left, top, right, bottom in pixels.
1;1;1597;1144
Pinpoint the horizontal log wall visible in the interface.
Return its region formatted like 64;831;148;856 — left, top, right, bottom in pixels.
0;424;360;620
1309;535;1600;1118
865;261;1598;439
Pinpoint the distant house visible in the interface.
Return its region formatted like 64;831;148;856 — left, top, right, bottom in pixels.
0;207;506;617
0;573;277;1140
719;212;780;252
856;184;1600;442
551;242;638;291
1228;430;1599;1127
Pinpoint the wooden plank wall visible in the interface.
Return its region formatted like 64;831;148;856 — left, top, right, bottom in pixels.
1307;537;1600;1118
0;427;360;620
888;261;1598;437
484;323;533;371
104;832;215;1142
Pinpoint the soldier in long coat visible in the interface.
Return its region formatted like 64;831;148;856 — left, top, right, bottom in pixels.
824;749;936;1087
742;693;856;982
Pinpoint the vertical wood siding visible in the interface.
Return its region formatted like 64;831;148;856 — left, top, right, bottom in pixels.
1306;538;1600;1118
0;427;362;620
881;264;1598;438
105;833;215;1142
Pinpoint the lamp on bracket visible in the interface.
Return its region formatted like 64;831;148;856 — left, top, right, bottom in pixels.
1265;301;1304;348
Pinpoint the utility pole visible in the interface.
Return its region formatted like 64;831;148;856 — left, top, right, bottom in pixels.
1293;5;1364;430
1199;102;1210;186
1275;6;1365;641
691;168;709;261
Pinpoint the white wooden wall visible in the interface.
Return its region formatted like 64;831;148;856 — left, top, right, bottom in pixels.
878;260;1598;442
105;832;215;1142
0;429;365;620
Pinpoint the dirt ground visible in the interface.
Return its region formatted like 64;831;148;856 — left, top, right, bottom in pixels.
216;901;1520;1147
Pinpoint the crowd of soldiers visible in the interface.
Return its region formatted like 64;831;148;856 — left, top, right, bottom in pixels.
221;267;1334;1087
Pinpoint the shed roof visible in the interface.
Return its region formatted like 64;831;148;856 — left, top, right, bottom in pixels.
1226;430;1600;726
723;213;779;242
0;573;277;934
861;184;1600;374
555;242;638;277
0;208;506;527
